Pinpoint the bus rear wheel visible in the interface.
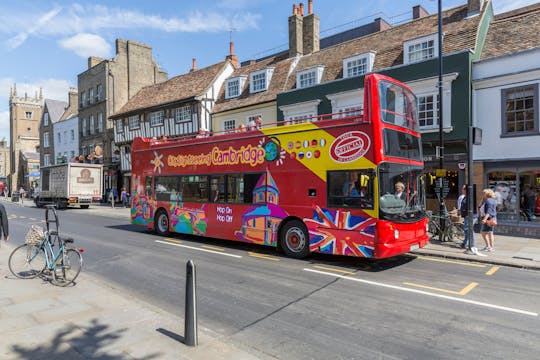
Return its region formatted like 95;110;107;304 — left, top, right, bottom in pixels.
154;209;170;236
280;220;310;259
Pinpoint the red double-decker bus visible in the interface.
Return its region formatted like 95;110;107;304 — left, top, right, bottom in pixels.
130;74;428;259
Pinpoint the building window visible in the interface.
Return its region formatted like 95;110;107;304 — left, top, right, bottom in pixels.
57;132;61;144
90;115;95;135
81;92;86;107
279;99;321;124
223;119;236;132
418;94;439;129
128;115;140;130
70;129;75;141
250;68;274;93
97;84;103;101
82;118;87;136
225;76;247;99
343;52;375;78
98;112;103;133
149;111;164;127
116;119;124;133
501;84;538;136
44;154;50;166
404;34;438;64
174;106;191;123
44;132;49;148
25;111;32;119
43;113;49;126
89;88;94;104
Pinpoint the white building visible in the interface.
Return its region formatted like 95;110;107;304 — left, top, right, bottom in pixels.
53;116;79;164
472;4;540;229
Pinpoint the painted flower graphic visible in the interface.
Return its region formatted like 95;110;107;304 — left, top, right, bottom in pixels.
150;151;164;174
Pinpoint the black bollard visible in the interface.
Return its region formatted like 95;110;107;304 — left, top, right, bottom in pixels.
185;260;198;346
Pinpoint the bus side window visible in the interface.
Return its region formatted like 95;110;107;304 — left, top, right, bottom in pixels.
145;176;153;197
327;170;374;209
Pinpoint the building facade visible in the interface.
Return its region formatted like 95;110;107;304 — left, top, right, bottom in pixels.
472;3;540;236
78;39;167;195
9;85;42;193
39;98;69;167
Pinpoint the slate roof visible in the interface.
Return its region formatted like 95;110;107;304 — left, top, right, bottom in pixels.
481;3;540;59
114;61;230;117
44;99;68;123
214;3;484;114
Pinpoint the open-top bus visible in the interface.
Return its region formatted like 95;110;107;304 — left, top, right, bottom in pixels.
130;73;428;259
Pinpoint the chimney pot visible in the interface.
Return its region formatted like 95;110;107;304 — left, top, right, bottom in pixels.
293;4;297;15
412;5;429;19
192;58;197;72
299;3;304;16
308;0;313;14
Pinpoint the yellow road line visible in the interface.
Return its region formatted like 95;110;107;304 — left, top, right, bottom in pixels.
416;255;486;268
30;218;37;221
202;245;225;251
248;252;280;261
163;238;182;244
313;265;356;275
486;266;500;276
19;216;26;219
403;281;479;296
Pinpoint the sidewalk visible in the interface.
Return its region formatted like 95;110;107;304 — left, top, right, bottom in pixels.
0;242;265;360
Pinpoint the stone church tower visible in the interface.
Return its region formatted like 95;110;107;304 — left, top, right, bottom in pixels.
9;85;42;194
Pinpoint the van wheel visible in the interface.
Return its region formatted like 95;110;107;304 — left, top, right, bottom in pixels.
280;220;310;259
154;209;170;236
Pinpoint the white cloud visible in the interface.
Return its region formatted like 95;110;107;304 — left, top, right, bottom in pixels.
58;33;111;58
1;3;261;48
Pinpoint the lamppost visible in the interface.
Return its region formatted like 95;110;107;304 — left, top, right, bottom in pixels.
437;0;446;239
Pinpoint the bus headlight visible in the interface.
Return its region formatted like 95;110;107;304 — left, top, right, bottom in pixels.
394;229;399;239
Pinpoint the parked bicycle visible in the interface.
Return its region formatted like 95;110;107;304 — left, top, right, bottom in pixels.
427;209;465;242
8;205;83;286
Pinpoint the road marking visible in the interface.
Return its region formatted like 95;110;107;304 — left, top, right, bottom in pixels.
19;216;26;219
248;252;280;261
486;266;500;276
155;240;242;258
202;245;225;251
313;265;356;275
30;218;37;221
403;281;478;296
164;238;182;244
416;255;486;268
304;268;538;317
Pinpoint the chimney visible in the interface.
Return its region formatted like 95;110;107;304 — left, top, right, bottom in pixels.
191;58;197;72
68;87;78;109
373;17;391;32
303;0;320;54
467;0;484;15
299;2;305;16
226;41;239;69
288;4;304;57
412;5;429;19
88;56;104;69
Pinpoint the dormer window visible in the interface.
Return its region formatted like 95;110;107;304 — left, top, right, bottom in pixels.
226;76;247;99
250;68;274;93
404;34;438;64
343;52;376;78
297;66;324;88
44;113;49;126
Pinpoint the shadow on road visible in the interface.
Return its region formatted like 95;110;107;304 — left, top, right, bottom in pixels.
10;318;160;360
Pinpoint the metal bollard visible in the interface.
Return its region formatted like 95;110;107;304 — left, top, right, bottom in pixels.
184;260;198;346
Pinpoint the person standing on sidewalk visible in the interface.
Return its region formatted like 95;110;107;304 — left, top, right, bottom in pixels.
109;189;115;209
0;202;9;245
458;185;469;248
19;187;25;204
480;188;497;252
120;188;129;208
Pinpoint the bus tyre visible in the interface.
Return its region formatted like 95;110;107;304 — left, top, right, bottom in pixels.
280;220;310;259
154;209;170;236
80;205;89;209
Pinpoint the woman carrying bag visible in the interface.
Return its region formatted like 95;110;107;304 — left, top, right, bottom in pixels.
480;188;497;252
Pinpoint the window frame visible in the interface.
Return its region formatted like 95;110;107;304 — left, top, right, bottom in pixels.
89;115;95;135
149;110;164;127
327;169;375;210
44;132;50;148
250;68;274;93
116;119;124;133
223;119;236;132
174;106;191;123
225;76;246;99
128;115;140;130
501;84;539;137
82;118;87;136
296;66;324;89
343;52;375;78
403;34;438;64
43;113;49;126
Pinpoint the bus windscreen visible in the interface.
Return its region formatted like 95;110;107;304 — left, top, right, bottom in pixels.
378;81;418;132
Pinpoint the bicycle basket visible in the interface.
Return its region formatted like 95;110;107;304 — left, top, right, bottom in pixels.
25;225;46;245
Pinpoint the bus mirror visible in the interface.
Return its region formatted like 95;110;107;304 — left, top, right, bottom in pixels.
360;174;370;187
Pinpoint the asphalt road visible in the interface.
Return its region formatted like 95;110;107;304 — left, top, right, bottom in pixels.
5;203;540;360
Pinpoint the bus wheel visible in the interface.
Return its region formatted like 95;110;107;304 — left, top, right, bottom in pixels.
154;210;170;236
280;220;310;259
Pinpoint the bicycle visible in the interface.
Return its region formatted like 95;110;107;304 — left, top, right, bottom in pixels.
427;210;464;242
8;205;83;287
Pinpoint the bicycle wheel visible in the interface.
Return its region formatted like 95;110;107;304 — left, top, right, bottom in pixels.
52;248;82;287
447;222;465;241
8;244;46;279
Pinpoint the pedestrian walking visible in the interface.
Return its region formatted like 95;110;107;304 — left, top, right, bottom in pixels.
0;202;9;246
109;189;115;208
458;185;469;248
121;187;129;208
480;188;497;252
19;187;25;204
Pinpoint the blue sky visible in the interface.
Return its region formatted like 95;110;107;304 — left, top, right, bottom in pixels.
0;0;536;141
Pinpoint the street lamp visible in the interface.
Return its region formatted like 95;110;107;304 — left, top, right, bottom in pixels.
437;0;446;239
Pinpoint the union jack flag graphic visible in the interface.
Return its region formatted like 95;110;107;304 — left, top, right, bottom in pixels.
304;205;376;257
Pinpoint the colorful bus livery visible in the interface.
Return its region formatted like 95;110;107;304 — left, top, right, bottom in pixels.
131;73;429;259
